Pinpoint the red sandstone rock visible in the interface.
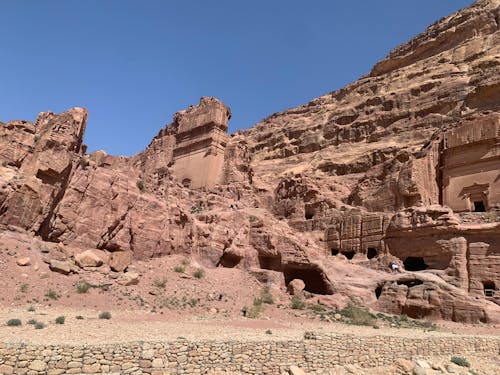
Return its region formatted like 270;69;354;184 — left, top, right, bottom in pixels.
0;0;499;323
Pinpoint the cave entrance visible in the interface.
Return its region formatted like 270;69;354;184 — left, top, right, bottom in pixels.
283;263;333;295
341;251;355;260
403;257;429;271
367;247;378;259
331;248;339;256
258;255;282;272
375;286;382;299
483;281;495;297
473;201;486;212
218;253;242;268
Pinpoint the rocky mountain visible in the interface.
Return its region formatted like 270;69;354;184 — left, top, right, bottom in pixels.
0;0;499;323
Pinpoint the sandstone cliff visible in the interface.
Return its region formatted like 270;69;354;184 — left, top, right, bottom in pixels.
0;0;499;323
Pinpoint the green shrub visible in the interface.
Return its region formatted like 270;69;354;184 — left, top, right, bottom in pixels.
190;206;202;214
27;319;37;325
265;329;272;335
308;304;326;313
19;283;29;293
260;286;274;304
249;215;257;222
174;265;185;273
339;303;376;326
181;258;190;266
55;316;65;324
27;306;35;312
6;319;21;327
35;322;45;329
75;315;84;320
76;282;91;294
451;356;470;368
153;276;168;289
193;268;205;279
98;311;112;320
291;296;306;310
136;179;145;192
45;289;60;300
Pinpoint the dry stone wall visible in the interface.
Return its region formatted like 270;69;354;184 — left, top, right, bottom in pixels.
0;332;498;375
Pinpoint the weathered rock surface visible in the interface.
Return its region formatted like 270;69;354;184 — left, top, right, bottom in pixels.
0;0;499;323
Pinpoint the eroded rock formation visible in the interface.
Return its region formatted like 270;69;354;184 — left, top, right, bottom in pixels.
1;0;499;323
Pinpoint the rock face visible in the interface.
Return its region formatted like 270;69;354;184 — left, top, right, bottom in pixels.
0;0;499;323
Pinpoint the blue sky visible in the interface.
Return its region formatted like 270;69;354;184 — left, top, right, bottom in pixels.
1;0;473;156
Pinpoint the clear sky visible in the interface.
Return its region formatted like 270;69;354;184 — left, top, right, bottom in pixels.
1;0;474;156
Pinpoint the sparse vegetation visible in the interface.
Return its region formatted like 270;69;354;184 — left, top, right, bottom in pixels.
308;304;326;313
190;206;202;214
45;288;60;300
19;283;29;293
76;282;92;294
338;303;376;326
193;268;205;279
265;329;272;335
181;258;190;266
291;296;306;310
35;322;45;329
451;356;470;368
260;286;274;305
6;319;22;327
249;215;257;222
76;315;84;320
98;311;112;320
136;179;145;192
27;306;35;312
27;319;37;325
55;316;65;324
174;265;185;273
1;161;7;167
153;276;168;289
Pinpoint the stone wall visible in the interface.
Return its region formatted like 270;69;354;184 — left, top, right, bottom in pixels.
0;332;498;375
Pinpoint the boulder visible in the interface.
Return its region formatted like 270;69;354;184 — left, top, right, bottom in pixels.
110;251;132;272
49;259;71;275
75;249;105;268
287;279;305;296
117;271;139;286
16;257;31;266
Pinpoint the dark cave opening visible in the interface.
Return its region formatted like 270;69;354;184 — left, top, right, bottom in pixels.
483;281;495;297
473;201;486;212
403;256;429;271
283;264;333;295
331;248;339;256
258;255;282;272
218;253;242;268
342;251;355;260
397;279;424;287
375;286;382;299
367;247;378;259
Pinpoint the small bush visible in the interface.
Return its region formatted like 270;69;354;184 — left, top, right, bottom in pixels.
19;283;29;293
451;356;470;368
27;306;36;312
75;315;84;320
45;289;60;300
265;329;272;335
174;265;185;273
190;206;202;214
291;296;306;310
181;258;190;266
153;276;168;289
35;322;45;329
136;179;145;192
260;286;274;304
98;311;112;320
193;268;205;279
249;215;257;222
339;303;376;326
27;319;37;325
6;319;21;327
308;304;326;313
55;316;65;324
76;282;91;294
